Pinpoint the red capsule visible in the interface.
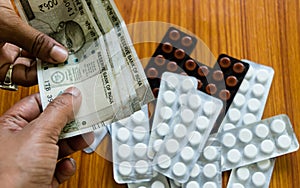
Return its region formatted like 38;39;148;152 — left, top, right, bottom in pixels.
219;89;231;101
233;62;245;74
162;42;173;53
184;59;197;71
206;83;217;95
226;76;238;87
198;66;209;77
174;49;186;60
169;30;180;41
212;70;224;81
146;68;159;79
219;57;231;68
181;36;193;47
154;55;165;66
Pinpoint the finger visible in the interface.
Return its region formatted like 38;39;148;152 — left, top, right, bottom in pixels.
12;61;37;86
52;158;76;187
58;132;94;158
0;2;68;63
19;49;35;59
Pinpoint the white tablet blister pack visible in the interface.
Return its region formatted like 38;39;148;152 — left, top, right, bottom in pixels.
111;105;152;183
147;72;198;160
83;126;108;154
227;159;275;188
221;60;274;132
127;172;170;188
152;72;223;183
220;114;299;171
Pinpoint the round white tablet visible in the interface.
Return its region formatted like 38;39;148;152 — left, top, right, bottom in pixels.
153;139;163;152
245;65;254;79
186;181;199;188
239;128;253;143
181;109;194;124
133;126;147;141
135;160;149;174
271;119;286;134
159;106;173;121
117;127;130;142
181;78;194;92
257;159;272;171
163;90;176;106
166;139;179;154
118;161;132;176
256;69;269;83
173;123;187;138
232;183;245;188
227;149;241;164
247;98;261;112
255;124;270;139
203;163;217;178
252;84;265;98
138;186;147;188
188;131;202;146
242;113;257;125
166;75;179;89
260;139;275;154
134;143;147;158
223;123;236;131
196;116;210;132
243;144;258;159
118;144;131;159
203;146;218;161
151;180;165;188
190;164;200;178
239;80;250;94
178;94;187;106
277;135;292;149
180;147;194;162
157;154;171;169
222;132;237;148
203;182;217;188
236;167;250;181
172;162;187;177
252;172;266;187
233;93;246;108
228;108;241;123
188;94;202;110
156;122;170;137
132;110;146;125
203;101;216;116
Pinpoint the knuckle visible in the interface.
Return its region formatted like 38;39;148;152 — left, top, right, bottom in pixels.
31;33;49;57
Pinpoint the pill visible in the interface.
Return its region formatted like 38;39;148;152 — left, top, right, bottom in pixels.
184;59;197;71
153;139;163;152
147;67;158;79
223;123;236;131
212;70;224;81
260;139;275;154
156;122;170;137
197;80;203;89
179;94;188;106
134;143;147;158
257;159;272;171
203;146;218;161
132;110;146;125
186;181;199;188
174;49;185;60
277;135;292;149
228;108;241;122
255;124;270;139
223;132;237;148
118;144;131;159
242;113;257;125
252;84;265;98
219;89;231;101
180;147;194;162
198;66;210;77
188;131;202;146
227;149;241;164
157;154;171;169
203;182;217;188
188;94;202;110
162;42;173;53
151;180;165;188
138;186;147;188
226;76;238;87
205;84;217;95
166;139;179;154
181;78;194;92
219;57;231;68
163;90;176;106
239;80;250;93
172;162;187;177
247;98;261;112
232;183;245;188
173;123;187;139
271;119;286;134
159;106;173;120
236;167;250;181
245;66;254;79
203;101;217;116
190;164;200;178
244;144;258;159
181;109;194;124
239;128;253;143
169;29;180;41
133;126;147;141
118;161;132;176
167;61;178;72
117;127;130;142
154;55;165;66
166;75;179;89
252;172;266;187
135;160;149;174
196;115;210;131
256;69;269;83
233;93;246;108
181;36;193;47
203;163;217;178
233;62;245;74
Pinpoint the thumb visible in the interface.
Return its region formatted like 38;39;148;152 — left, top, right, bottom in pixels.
0;2;68;63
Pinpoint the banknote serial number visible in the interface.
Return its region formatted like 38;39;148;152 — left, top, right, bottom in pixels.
39;0;76;17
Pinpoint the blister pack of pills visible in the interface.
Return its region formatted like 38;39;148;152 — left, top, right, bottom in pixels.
220;114;299;171
227;159;275;188
83;126;108;153
127;172;170;188
111;105;152;183
151;72;223;183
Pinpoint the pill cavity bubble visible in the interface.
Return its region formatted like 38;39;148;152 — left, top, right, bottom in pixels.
203;182;217;188
247;98;261;112
117;127;130;142
118;161;132;176
242;113;257;125
271;119;286;134
255;124;270;139
181;78;195;92
228;108;241;123
180;146;194;162
239;128;253;143
133;126;147;141
153;139;163;152
163;90;176;106
178;94;187;105
188;131;202;146
203;101;217;116
252;84;265;98
172;162;187;177
245;66;254;79
239;80;250;93
203;146;218;161
118;144;131;159
196;116;210;132
244;144;258;159
134;143;147;158
156;122;170;137
232;183;245;188
203;163;217;178
132;110;146;125
277;135;292;150
227;149;241;164
236;167;250;181
190;164;200;178
257;159;272;171
223;123;236;131
151;180;165;188
186;181;199;188
181;109;195;124
256;69;269;83
166;75;179;89
135;160;149;174
223;132;237;148
173;123;187;139
233;93;246;108
157;154;171;169
188;94;202;110
252;172;266;187
159;106;173;121
260;139;275;154
166;139;179;154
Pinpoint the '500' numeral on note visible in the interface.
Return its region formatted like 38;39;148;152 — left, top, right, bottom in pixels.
39;0;58;12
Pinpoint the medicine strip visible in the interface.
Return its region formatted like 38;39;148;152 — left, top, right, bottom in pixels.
127;172;170;188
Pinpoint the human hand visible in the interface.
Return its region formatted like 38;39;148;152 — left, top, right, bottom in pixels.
0;0;69;86
0;87;94;188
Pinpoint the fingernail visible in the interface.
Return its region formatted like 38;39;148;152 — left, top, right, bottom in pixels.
64;87;81;97
69;158;76;170
50;45;68;62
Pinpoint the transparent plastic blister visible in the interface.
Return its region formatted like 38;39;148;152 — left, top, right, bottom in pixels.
220;114;299;171
111;105;152;183
127;172;170;188
83;126;108;153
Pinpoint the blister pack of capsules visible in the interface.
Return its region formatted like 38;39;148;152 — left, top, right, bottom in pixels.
127;172;170;188
111;105;152;183
151;72;223;183
226;159;275;188
220;114;299;171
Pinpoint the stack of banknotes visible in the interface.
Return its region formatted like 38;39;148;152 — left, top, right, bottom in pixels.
14;0;154;138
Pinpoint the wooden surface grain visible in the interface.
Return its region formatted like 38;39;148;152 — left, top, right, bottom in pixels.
4;0;300;187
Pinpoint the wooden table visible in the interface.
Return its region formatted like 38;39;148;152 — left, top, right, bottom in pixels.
4;0;299;187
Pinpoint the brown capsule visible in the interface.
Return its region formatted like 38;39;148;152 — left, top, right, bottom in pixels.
162;42;173;53
167;61;178;72
212;70;224;81
219;89;231;101
233;62;245;74
206;83;217;95
181;36;193;47
197;80;203;89
184;59;197;71
154;55;165;66
226;76;238;87
169;30;180;41
152;88;159;98
146;68;159;79
219;57;231;68
174;49;186;60
198;66;210;77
